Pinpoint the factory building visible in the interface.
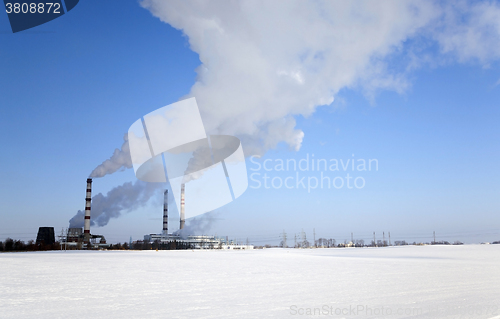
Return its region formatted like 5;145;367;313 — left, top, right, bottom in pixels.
67;227;82;242
144;233;223;249
61;227;108;249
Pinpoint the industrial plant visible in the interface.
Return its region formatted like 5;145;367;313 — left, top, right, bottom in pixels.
56;179;253;250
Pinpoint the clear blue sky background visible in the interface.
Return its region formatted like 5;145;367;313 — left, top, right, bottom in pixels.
0;1;498;245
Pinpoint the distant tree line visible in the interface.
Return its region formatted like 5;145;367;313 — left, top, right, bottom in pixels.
273;237;475;248
0;238;197;252
394;240;464;246
0;238;60;252
107;240;193;250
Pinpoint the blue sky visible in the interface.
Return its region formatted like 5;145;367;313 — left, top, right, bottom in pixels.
0;1;499;245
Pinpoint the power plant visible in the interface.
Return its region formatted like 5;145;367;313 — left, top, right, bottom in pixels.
55;178;253;250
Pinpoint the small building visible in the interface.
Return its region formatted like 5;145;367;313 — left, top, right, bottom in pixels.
144;233;254;250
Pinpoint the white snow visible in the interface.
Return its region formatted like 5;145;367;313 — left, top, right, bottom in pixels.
1;245;500;319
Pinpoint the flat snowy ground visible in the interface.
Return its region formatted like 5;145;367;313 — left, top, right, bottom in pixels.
1;245;500;319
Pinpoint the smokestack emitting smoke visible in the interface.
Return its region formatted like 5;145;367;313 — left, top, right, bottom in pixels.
163;190;168;235
70;133;161;229
69;180;162;228
180;184;185;230
84;178;92;243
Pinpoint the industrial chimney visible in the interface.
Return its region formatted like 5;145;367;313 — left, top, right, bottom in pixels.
163;190;168;235
180;184;185;230
84;178;92;243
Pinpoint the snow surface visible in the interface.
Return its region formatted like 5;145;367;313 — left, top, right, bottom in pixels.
1;245;500;319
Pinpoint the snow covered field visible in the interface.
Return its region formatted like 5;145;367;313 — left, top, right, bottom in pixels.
1;245;500;319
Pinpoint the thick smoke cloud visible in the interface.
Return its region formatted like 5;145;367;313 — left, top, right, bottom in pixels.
69;180;162;228
140;0;500;155
89;134;132;179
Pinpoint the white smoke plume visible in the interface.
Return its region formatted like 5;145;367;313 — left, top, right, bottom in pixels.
174;212;219;238
140;0;500;155
89;134;132;178
69;180;162;228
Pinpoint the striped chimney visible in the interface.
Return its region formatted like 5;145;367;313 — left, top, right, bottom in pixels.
180;184;185;230
84;178;92;243
163;190;168;235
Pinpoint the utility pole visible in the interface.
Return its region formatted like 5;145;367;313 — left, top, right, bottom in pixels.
383;232;386;246
373;232;376;247
433;231;436;244
281;230;287;248
388;232;391;246
313;228;316;248
301;229;307;248
294;234;297;248
351;232;353;244
59;228;65;251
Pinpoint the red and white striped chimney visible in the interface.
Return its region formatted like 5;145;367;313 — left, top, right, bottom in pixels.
84;178;92;243
163;190;168;235
180;184;185;230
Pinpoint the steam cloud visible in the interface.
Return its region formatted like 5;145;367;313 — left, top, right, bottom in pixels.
140;0;500;155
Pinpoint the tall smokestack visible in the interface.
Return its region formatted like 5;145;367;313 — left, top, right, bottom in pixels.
163;190;168;235
180;184;185;230
84;178;92;243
